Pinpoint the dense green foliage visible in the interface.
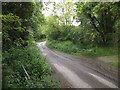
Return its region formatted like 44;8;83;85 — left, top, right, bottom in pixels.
41;15;60;39
47;40;117;57
3;43;60;88
2;1;120;88
2;13;28;50
2;2;34;50
43;2;119;58
2;2;60;88
47;40;80;54
2;2;45;47
76;2;119;46
30;2;45;41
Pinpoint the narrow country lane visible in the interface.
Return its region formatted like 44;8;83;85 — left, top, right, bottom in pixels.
38;41;118;89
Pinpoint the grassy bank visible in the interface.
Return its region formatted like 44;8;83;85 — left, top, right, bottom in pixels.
2;42;61;88
46;40;117;57
47;40;80;54
46;40;119;68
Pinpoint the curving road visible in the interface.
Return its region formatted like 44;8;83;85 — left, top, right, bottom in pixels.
38;41;118;89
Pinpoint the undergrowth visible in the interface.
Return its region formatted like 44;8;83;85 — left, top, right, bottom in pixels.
2;42;61;88
46;40;117;57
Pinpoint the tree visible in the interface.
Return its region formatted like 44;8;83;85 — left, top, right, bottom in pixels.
53;0;76;25
2;2;41;49
41;15;60;40
76;2;120;46
30;1;45;41
43;0;76;25
2;1;45;47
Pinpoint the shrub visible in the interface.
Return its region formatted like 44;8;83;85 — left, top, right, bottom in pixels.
2;42;61;88
47;40;117;58
46;40;80;54
2;13;29;50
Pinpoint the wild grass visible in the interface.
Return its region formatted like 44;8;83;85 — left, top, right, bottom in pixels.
47;40;80;54
46;40;118;57
2;41;61;88
47;40;119;68
79;47;117;57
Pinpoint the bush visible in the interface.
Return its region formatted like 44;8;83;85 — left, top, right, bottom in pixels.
47;40;117;57
2;13;29;50
2;42;61;88
46;40;80;54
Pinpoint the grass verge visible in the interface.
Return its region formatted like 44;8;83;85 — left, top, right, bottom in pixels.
46;40;119;67
46;40;117;57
